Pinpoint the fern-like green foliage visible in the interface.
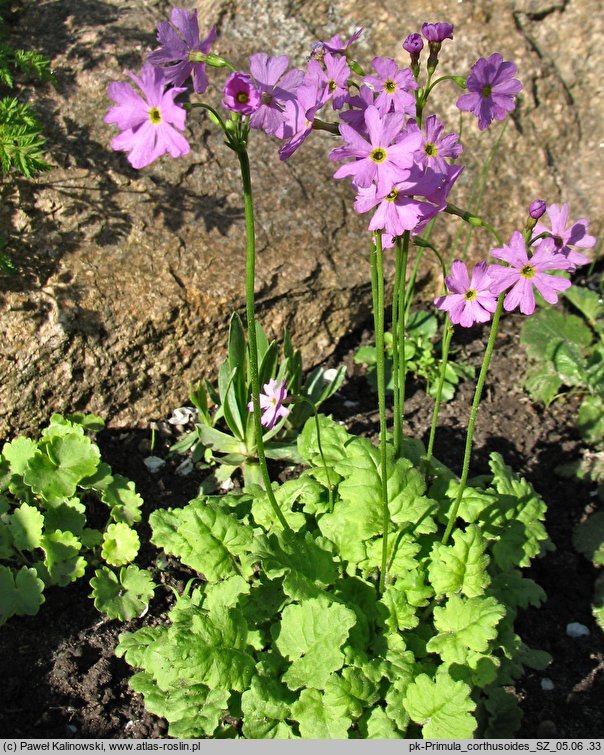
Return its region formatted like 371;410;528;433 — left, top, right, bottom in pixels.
117;414;550;739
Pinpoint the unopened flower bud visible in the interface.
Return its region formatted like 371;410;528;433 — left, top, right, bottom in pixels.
529;199;546;220
403;33;424;55
422;22;454;74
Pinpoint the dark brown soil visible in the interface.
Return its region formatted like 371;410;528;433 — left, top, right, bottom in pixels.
1;301;603;739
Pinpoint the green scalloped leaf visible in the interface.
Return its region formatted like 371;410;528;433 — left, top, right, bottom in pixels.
8;502;44;550
297;414;351;467
290;688;352;738
489;570;546;609
24;431;100;503
427;595;506;665
44;498;86;536
150;498;254;581
428;524;490;598
101;474;144;525
38;530;86;586
274;598;357;690
380;584;419;632
323;666;380;720
250;480;307;532
483;687;523;738
357;705;402;738
241;675;298;739
0;565;45;625
101;522;140;566
90;565;155;620
2;436;37;476
203;575;251;613
403;672;476;739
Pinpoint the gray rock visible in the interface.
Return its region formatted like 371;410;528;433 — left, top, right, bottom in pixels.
0;0;601;436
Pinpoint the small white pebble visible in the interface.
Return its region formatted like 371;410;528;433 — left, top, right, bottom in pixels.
168;406;197;426
219;477;235;491
541;678;555;691
144;455;165;473
343;400;359;409
566;622;590;638
322;368;339;382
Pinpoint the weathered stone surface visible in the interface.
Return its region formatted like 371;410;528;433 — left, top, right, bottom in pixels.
0;0;600;437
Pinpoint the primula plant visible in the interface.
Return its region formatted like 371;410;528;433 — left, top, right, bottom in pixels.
0;414;155;623
104;7;596;739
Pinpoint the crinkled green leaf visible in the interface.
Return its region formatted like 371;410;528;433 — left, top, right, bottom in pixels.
428;524;490;598
255;529;337;601
79;462;114;492
323;667;380;720
357;705;402;738
384;677;411;734
290;688;352;738
90;565;155;620
523;362;562;406
241;675;297;739
116;626;167;670
8;502;44;550
65;412;105;432
403;672;476;739
483;687;523;738
38;529;86;586
520;309;591;361
150;498;254;581
101;474;143;525
2;436;37;476
489;570;546;609
130;671;229;738
0;565;45;625
297;414;351;467
362;532;421;579
203;575;251;613
250;480;306;532
274;598;357;690
101;522;140;566
433;479;497;525
427;595;505;665
379;584;419;632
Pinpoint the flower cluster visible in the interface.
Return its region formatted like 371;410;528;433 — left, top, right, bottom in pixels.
435;202;596;325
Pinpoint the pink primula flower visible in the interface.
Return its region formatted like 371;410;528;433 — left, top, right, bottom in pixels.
363;56;416;116
533;202;596;270
435;260;498;327
488;231;571;315
105;63;189;169
248;53;303;136
456;53;522;131
248;379;290;429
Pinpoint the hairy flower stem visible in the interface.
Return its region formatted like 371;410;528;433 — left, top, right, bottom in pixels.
445;203;503;247
442;295;505;545
372;234;391;594
392;234;409;457
426;319;453;466
294;396;335;511
237;147;291;532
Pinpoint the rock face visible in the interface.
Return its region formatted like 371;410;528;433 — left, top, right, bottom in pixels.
0;0;601;436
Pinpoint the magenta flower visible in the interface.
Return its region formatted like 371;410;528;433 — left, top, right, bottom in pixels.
533;203;596;270
408;115;462;174
311;28;364;59
147;8;216;94
223;72;261;115
248;379;290;429
488;231;571;315
363;56;416;116
276;79;326;160
338;84;375;133
435;260;497;327
105;63;189;169
304;53;350;110
421;22;454;44
330;105;423;195
403;33;424;55
248;53;303;135
456;53;522;131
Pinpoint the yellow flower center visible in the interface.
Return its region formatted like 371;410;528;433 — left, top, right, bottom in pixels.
384;79;397;94
236;91;250;104
464;289;478;301
520;264;536;279
149;107;162;125
386;188;399;202
424;142;438;157
328;80;337;92
370;148;387;163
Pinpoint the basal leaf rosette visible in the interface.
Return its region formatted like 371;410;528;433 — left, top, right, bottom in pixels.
0;564;45;626
101;522;140;566
90;565;156;620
